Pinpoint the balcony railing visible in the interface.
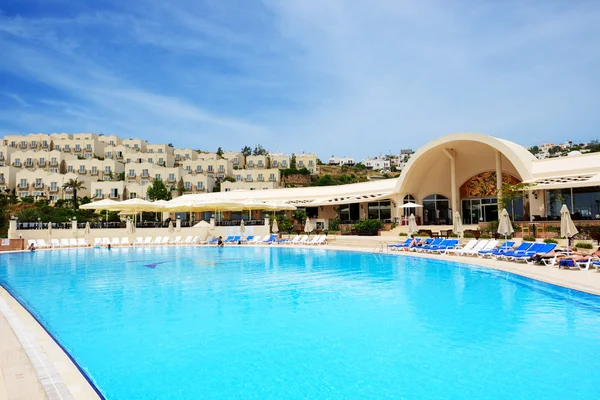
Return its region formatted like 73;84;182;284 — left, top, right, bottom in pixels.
34;183;44;189
41;142;49;148
246;178;253;182
257;177;264;181
39;161;47;167
30;143;38;149
24;162;33;167
19;143;27;149
78;170;87;174
50;161;58;166
90;170;99;175
17;183;29;189
109;193;120;199
49;187;59;193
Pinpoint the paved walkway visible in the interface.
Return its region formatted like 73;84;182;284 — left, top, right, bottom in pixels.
1;245;599;399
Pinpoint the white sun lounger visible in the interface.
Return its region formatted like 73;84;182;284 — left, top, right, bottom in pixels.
94;238;102;247
61;238;70;248
77;238;88;247
192;236;200;244
182;236;194;245
134;237;144;246
314;235;328;245
285;235;301;245
143;237;153;245
69;238;79;247
246;236;260;245
199;236;213;245
295;235;309;245
152;236;162;245
170;236;181;245
51;239;60;248
111;237;121;247
101;237;110;247
27;239;37;248
161;237;170;245
447;239;478;256
36;239;51;249
121;237;130;246
307;235;321;245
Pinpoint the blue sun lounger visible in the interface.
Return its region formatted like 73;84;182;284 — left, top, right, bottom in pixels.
479;241;515;258
495;242;534;259
513;243;557;263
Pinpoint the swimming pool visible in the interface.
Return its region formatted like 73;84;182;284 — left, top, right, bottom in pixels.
1;247;599;399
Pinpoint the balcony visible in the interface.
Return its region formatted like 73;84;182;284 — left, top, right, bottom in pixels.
0;155;4;160
30;142;38;149
39;161;47;167
141;172;150;178
78;169;87;175
167;177;176;183
269;176;276;181
19;143;27;149
24;162;34;168
49;187;59;193
17;183;29;189
109;192;120;199
257;177;264;181
195;186;205;191
272;162;278;167
50;161;58;166
12;163;21;167
34;183;44;189
245;177;253;182
64;187;73;193
41;142;49;148
127;173;136;179
90;170;99;175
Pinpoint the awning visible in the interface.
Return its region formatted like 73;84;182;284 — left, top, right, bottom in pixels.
523;174;600;191
307;192;394;207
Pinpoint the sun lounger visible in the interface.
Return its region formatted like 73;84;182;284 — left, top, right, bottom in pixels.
152;236;162;245
575;257;600;271
314;235;328;245
101;237;109;247
170;236;182;245
120;237;130;246
36;239;51;249
222;235;234;244
77;238;88;247
388;238;412;251
282;235;300;245
240;235;254;244
182;236;194;245
246;236;261;245
262;234;277;244
111;237;121;247
69;238;79;247
192;236;200;244
516;243;557;264
295;235;309;245
143;237;152;245
226;236;241;244
499;242;535;260
415;238;444;252
307;235;321;245
473;240;500;257
447;239;477;255
134;237;144;246
27;239;37;248
430;239;460;254
93;238;102;247
478;241;515;258
61;238;70;248
161;236;170;245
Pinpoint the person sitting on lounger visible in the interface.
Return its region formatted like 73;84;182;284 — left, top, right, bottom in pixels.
407;235;418;249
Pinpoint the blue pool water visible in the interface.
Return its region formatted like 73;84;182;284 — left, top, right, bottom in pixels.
1;247;600;399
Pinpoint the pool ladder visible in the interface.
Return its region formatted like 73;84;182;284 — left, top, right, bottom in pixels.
373;241;390;254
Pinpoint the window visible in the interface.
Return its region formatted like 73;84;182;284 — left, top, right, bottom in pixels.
258;174;264;181
196;166;202;173
35;178;42;187
39;158;45;165
236;175;241;181
258;160;263;167
207;165;214;172
269;173;275;181
148;158;153;163
67;165;74;173
282;160;287;167
186;166;191;172
246;174;252;181
197;182;203;189
148;149;154;154
95;189;103;198
248;161;254;167
185;154;190;159
25;158;32;166
142;169;149;177
309;160;314;166
107;152;113;158
423;194;451;225
368;201;392;222
219;165;224;172
31;141;37;147
233;158;238;164
130;192;137;199
111;188;118;198
272;161;278;167
105;166;111;174
185;181;191;189
19;179;27;187
14;158;21;166
50;195;58;202
86;144;92;150
91;166;97;174
298;161;304;167
79;165;86;173
168;173;175;181
50;182;57;191
75;145;81;151
158;149;163;153
155;174;161;180
42;141;48;147
51;157;57;165
126;158;131;163
109;141;115;146
55;145;61;151
128;169;135;177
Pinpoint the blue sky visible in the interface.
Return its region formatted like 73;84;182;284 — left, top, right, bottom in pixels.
1;0;599;159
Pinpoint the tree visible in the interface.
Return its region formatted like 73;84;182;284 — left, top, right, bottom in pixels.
529;146;540;155
252;144;267;156
290;153;296;169
146;178;171;201
176;178;186;196
496;182;535;216
241;146;252;157
216;147;224;157
62;178;86;210
59;160;67;174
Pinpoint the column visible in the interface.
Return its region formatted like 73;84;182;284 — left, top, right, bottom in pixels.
443;149;457;217
495;151;503;214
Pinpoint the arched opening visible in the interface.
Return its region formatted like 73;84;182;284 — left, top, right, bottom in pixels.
402;194;417;218
422;194;451;225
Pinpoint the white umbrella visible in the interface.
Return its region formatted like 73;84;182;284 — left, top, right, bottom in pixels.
193;220;211;228
560;204;578;252
407;213;418;236
48;222;53;238
168;220;174;233
497;208;514;241
84;222;91;235
240;218;246;238
272;218;279;234
453;211;464;238
304;217;313;234
399;202;423;209
80;198;121;225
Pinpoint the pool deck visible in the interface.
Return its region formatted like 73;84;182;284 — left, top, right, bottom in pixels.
1;244;599;399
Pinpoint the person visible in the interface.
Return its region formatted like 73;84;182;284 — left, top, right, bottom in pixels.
107;243;112;250
407;235;418;249
28;242;36;251
217;236;224;247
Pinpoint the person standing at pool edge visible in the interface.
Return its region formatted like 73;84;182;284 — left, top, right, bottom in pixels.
217;236;224;247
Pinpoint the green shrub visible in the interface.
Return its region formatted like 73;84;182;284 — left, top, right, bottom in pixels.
464;232;475;238
353;219;383;236
329;218;340;232
449;233;459;238
479;234;492;239
545;226;558;232
522;235;536;242
575;242;593;250
398;232;408;236
543;238;558;244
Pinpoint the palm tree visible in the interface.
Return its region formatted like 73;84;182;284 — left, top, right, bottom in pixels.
62;178;86;210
